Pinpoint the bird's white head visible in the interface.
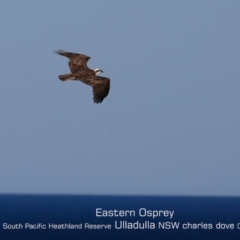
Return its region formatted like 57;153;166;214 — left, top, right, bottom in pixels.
94;68;103;75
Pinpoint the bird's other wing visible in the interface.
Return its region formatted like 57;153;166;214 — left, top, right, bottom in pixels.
88;76;110;104
54;49;91;74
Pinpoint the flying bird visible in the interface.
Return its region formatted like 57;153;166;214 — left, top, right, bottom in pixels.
55;49;110;104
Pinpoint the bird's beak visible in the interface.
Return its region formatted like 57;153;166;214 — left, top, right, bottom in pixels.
100;70;103;73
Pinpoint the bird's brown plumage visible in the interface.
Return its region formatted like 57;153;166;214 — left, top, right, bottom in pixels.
55;50;110;104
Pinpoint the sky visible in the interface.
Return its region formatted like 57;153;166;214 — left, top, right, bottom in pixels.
0;0;239;196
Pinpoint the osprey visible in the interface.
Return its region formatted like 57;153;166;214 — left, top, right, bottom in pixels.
55;49;110;104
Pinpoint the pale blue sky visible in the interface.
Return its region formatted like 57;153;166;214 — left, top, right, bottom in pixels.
0;0;239;195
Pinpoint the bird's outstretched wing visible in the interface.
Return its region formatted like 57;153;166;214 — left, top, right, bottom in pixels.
55;49;91;74
86;76;110;104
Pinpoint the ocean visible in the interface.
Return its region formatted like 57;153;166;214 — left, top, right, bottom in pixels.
0;194;239;239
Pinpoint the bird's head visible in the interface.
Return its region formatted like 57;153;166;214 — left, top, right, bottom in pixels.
94;68;103;75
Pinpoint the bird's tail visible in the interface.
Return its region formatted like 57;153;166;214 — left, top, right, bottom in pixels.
58;74;75;81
